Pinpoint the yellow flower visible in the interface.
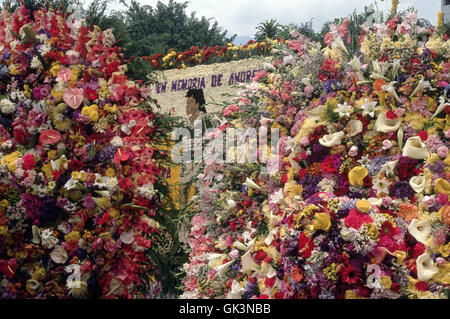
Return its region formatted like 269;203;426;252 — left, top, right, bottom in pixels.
439;242;450;258
0;226;8;236
437;11;444;27
356;199;371;213
345;290;358;299
109;208;120;218
393;250;407;264
64;231;81;242
381;275;392;289
1;151;23;172
49;63;61;77
283;181;303;199
81;104;99;122
105;167;116;177
104;104;117;113
41;162;53;179
434;178;450;195
348;166;368;187
312;213;331;232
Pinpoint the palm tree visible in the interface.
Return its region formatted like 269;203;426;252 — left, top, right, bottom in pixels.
254;19;281;41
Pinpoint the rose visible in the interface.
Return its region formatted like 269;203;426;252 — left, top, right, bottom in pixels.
440;205;450;226
382;139;393;150
422;196;435;209
223;104;239;116
437;146;448;158
348;145;358;157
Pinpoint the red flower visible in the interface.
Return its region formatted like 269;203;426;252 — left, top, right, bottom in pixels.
385;110;398;120
68;158;85;171
22;153;35;170
254;250;267;262
264;276;276;288
415;281;429;292
412;242;425;258
85;88;98;101
298;233;315;259
417;131;428;142
344;209;373;229
321;155;338;174
341;264;361;285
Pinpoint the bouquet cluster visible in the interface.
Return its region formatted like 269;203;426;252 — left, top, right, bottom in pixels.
142;40;279;70
0;6;173;298
181;10;450;299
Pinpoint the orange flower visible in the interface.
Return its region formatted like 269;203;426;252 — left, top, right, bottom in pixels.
397;203;418;222
373;79;387;93
291;266;304;282
440;205;450;226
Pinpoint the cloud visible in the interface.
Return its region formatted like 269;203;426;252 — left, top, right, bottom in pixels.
139;0;440;36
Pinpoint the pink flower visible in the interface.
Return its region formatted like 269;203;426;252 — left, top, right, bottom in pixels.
348;145;358;157
223;104;239;116
422;196;435;209
57;68;71;82
304;85;314;97
437;146;448;158
382;139;393;150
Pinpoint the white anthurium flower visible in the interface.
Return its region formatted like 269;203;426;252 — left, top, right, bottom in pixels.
416;253;439;281
336;102;352;117
119;230;135;245
240;250;260;273
409;175;426;193
367;197;383;206
410;77;431;98
347;120;363;137
402;136;430;160
227;280;244;299
269;189;286;206
50;246;68;264
374;112;401;133
382;81;402;103
244;177;261;190
360;98;380;117
31;225;41;244
408;219;432;244
319;131;345;147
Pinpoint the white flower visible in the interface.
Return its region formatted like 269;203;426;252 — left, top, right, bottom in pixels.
50;246;68;264
380;160;398;176
408;219;431;244
105;177;118;191
381;81;401;103
136;183;156;199
120;230;135;244
0;99;15;114
372;176;391;196
410;77;430;98
110;136;123;147
416;253;439;281
30;56;43;69
360;98;380;117
319;131;345;147
269;189;286;205
357;154;370;166
41;229;58;249
336;102;352;117
244;177;261;190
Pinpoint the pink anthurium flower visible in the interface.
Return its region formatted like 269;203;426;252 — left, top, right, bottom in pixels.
63;87;84;109
57;68;72;82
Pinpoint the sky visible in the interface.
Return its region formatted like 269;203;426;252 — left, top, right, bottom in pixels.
136;0;441;37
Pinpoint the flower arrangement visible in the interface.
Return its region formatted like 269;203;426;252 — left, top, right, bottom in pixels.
181;9;449;299
0;6;180;298
142;40;281;71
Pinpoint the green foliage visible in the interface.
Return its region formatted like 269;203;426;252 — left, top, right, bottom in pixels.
254;18;281;41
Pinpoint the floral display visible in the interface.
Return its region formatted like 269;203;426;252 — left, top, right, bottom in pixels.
142;40;280;71
0;6;180;298
181;9;450;299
